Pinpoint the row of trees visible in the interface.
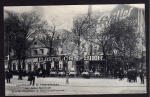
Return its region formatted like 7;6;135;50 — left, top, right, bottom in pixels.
72;12;140;60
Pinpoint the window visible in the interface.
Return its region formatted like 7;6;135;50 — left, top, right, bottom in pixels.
34;62;38;70
34;42;37;45
13;63;16;70
28;62;31;70
33;50;38;55
40;49;44;55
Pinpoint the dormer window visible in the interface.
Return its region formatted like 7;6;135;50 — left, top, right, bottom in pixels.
34;42;37;45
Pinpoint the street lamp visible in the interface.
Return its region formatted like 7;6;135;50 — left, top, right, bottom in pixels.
61;54;69;84
65;55;69;84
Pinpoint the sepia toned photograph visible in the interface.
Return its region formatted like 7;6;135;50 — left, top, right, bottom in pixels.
4;4;146;96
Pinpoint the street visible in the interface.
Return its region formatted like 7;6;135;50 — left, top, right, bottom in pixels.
5;76;146;96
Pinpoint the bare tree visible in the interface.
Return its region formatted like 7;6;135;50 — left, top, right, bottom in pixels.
37;15;62;76
96;27;115;59
72;13;100;60
46;15;62;56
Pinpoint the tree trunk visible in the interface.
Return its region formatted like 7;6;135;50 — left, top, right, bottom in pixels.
22;58;25;70
18;51;21;71
18;56;21;71
49;28;55;56
102;47;106;59
22;50;26;70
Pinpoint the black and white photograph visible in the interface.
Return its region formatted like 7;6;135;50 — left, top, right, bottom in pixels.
4;4;146;96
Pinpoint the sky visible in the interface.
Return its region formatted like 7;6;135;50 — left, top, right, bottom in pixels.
4;4;144;31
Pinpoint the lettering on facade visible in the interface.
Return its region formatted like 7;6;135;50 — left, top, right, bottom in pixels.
112;7;134;20
38;56;105;62
99;7;134;28
38;56;131;61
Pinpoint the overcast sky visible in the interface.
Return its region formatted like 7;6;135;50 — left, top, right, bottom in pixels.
4;4;144;31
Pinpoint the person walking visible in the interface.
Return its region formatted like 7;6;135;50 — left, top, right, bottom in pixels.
42;68;46;78
18;68;23;80
9;69;13;78
5;68;11;83
139;70;144;84
29;70;35;86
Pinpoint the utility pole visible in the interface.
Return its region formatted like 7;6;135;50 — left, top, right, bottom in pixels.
88;5;93;73
66;59;69;84
88;5;92;56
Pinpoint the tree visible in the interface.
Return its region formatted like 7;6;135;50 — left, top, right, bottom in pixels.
104;17;139;70
72;13;99;59
37;15;62;76
4;10;46;72
46;15;62;56
108;17;139;57
96;27;115;59
5;11;23;70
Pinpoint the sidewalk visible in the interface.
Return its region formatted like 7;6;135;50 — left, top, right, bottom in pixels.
5;75;146;87
5;76;147;96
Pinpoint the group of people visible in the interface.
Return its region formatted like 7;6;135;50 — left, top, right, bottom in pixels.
127;68;137;82
127;68;145;84
113;67;145;84
5;68;35;85
5;67;145;85
113;68;124;80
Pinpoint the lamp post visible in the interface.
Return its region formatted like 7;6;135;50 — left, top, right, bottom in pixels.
66;61;69;84
66;56;69;84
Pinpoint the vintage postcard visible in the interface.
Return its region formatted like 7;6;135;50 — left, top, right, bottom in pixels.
4;4;146;96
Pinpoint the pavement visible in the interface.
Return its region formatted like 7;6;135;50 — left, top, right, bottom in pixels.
5;76;147;96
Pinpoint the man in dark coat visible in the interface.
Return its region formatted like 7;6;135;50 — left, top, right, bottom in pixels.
29;70;35;85
18;68;23;80
23;69;26;77
133;69;137;82
36;68;40;78
127;69;131;82
42;68;46;78
119;68;124;81
130;68;135;82
9;69;13;78
139;70;144;84
5;68;11;83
